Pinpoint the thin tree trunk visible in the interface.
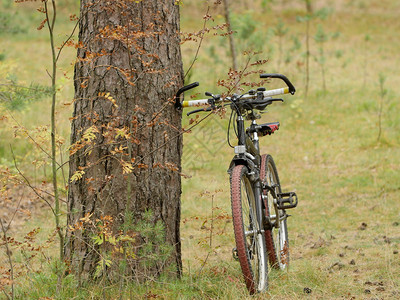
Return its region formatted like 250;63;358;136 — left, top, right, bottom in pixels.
66;0;184;281
44;0;64;263
305;0;313;98
321;44;326;92
223;0;238;71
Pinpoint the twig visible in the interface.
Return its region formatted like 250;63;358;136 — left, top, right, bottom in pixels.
136;98;174;132
0;218;14;300
184;6;210;79
56;18;80;63
0;83;49;92
58;143;67;190
198;193;215;275
10;145;56;217
131;110;214;169
7;194;24;232
7;111;61;168
1;290;11;300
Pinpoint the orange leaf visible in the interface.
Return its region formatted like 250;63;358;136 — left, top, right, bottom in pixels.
37;18;47;31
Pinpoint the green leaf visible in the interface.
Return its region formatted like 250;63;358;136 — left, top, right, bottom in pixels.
93;235;104;245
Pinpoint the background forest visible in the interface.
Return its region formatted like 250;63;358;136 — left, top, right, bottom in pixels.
0;0;399;298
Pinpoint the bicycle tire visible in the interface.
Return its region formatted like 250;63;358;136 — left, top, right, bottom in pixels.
260;154;289;270
230;164;268;294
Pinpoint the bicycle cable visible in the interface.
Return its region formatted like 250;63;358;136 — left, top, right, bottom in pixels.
226;95;241;148
227;108;235;148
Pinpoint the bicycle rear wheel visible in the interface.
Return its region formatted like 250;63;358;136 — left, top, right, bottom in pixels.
260;154;289;270
230;164;268;294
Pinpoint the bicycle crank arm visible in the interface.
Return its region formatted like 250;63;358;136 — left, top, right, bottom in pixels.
277;192;298;209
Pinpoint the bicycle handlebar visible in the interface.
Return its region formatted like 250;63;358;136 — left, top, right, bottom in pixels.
174;82;200;110
175;74;295;112
260;73;296;95
181;87;290;108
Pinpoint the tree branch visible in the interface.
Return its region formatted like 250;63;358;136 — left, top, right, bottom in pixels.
10;146;57;218
184;6;210;79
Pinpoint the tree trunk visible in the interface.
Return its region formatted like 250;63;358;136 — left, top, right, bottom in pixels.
65;0;184;282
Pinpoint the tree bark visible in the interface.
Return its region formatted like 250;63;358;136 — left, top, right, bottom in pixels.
65;0;184;281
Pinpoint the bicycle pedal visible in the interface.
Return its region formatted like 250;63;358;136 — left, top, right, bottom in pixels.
277;192;298;209
232;248;239;261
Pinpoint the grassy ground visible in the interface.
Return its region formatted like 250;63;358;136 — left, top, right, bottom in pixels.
1;0;400;298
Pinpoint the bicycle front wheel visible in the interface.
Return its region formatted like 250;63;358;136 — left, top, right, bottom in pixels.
230;164;268;294
260;154;289;270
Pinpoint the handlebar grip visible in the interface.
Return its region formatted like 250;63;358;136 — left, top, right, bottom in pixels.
175;82;200;110
260;73;296;95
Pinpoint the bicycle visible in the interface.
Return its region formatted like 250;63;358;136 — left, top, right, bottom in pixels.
175;74;298;294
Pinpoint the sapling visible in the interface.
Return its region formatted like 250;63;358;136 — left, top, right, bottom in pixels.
223;0;238;71
0;217;14;300
377;73;387;143
274;18;289;70
12;0;79;292
229;11;269;60
261;0;273;13
363;34;371;88
285;35;301;65
298;0;313;98
314;24;328;92
297;3;332;97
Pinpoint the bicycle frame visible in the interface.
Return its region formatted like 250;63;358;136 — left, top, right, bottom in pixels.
229;108;265;234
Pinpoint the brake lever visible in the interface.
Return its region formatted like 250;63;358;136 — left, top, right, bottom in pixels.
187;107;212;116
269;98;284;103
253;99;284;111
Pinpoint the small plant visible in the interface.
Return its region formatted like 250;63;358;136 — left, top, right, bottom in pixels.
261;0;273;13
0;220;59;300
0;9;26;35
0;81;51;111
285;35;301;65
67;208;174;290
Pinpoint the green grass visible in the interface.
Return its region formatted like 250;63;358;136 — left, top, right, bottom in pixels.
1;0;400;298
